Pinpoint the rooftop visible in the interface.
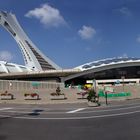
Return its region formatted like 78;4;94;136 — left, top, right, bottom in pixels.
76;57;140;71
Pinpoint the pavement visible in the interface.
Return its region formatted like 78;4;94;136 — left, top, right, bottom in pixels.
0;99;140;139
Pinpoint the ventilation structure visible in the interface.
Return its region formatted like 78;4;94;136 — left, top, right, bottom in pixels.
0;11;61;71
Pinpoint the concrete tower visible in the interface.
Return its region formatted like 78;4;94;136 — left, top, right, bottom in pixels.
0;11;61;71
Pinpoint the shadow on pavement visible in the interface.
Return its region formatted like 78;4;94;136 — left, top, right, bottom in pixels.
28;109;44;116
0;109;44;119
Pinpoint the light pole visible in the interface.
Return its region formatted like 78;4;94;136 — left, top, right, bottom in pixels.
121;76;125;92
93;79;96;91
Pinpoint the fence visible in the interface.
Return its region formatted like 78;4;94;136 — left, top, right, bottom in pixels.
0;80;64;92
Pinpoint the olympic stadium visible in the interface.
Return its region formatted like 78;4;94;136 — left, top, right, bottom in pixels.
0;11;140;85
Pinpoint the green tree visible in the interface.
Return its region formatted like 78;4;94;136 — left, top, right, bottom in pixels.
87;88;100;105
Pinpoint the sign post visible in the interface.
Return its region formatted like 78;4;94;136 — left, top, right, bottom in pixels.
105;91;108;105
104;86;114;105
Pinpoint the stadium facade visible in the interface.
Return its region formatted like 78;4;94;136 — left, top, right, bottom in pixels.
64;57;140;85
0;11;140;85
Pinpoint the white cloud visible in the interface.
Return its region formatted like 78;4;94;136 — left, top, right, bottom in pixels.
25;3;66;27
78;25;96;40
117;7;132;16
0;51;13;62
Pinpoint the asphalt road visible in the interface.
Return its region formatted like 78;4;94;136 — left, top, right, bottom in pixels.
0;100;140;140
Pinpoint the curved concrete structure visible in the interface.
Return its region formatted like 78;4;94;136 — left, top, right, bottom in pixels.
65;57;140;81
75;57;140;71
0;11;61;71
0;61;32;74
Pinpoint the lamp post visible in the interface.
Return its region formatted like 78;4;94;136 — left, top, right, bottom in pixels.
121;76;125;92
93;79;96;91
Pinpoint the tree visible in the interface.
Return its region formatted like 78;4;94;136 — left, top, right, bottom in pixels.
87;88;100;105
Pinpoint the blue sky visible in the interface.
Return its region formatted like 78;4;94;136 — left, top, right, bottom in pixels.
0;0;140;68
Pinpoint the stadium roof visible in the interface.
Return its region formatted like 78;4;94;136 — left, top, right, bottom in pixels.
75;57;140;71
0;61;32;74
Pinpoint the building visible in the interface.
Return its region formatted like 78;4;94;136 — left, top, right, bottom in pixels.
64;57;140;85
0;11;140;85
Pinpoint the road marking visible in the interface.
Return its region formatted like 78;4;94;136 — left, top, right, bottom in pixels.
0;108;13;111
1;105;140;120
106;102;140;108
67;108;85;113
3;104;140;115
78;104;140;114
12;109;140;120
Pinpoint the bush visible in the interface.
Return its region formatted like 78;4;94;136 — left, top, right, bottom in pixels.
87;88;99;103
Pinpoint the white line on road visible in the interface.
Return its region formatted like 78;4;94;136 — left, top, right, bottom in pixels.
78;104;140;114
0;108;13;111
13;109;140;120
66;108;85;113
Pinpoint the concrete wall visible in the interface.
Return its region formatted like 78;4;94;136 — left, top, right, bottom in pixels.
97;84;140;102
0;84;140;104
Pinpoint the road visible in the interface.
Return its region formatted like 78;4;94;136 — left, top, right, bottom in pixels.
0;100;140;140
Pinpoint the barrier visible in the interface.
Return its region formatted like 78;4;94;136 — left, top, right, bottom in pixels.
98;90;131;97
1;92;14;100
24;93;40;100
50;93;66;100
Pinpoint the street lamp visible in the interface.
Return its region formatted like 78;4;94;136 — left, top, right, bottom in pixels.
121;76;125;92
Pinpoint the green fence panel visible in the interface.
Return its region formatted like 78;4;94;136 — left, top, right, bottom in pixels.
98;91;131;98
98;90;105;97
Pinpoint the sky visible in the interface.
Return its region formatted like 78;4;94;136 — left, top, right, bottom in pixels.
0;0;140;68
